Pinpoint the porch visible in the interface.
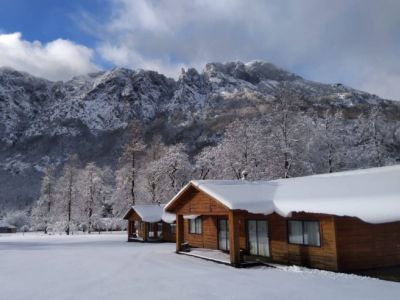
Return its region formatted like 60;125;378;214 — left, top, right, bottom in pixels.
128;220;164;242
175;211;271;267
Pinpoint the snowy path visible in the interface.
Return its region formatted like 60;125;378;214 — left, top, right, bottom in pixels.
0;233;399;300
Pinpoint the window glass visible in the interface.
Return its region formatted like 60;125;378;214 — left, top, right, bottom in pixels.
304;221;320;246
218;219;229;251
189;217;202;234
288;220;320;246
189;219;196;234
288;220;303;244
148;223;155;238
257;221;269;257
248;220;258;255
170;223;176;234
195;217;202;234
157;222;163;238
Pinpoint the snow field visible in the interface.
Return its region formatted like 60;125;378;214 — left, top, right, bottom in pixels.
0;233;399;300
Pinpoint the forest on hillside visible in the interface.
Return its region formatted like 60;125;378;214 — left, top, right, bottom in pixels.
2;83;398;234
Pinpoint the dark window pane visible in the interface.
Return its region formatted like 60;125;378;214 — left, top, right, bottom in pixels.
304;221;320;246
288;220;303;244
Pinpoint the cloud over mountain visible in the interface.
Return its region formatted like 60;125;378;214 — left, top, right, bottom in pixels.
0;32;98;80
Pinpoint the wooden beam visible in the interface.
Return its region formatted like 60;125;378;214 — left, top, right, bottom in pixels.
127;221;132;241
229;210;240;267
143;222;148;242
176;215;184;253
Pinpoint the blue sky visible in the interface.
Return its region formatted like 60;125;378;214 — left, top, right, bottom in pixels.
0;0;399;101
0;0;107;45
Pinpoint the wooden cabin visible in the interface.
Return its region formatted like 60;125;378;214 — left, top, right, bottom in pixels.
0;220;17;233
165;165;400;271
123;204;176;242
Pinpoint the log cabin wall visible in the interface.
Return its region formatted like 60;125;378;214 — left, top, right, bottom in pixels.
235;212;339;271
183;216;220;249
126;210;146;238
172;186;229;249
170;186;339;270
335;217;400;271
162;222;176;242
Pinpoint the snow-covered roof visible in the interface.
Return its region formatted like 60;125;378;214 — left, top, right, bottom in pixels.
123;204;176;223
0;220;16;228
165;165;400;224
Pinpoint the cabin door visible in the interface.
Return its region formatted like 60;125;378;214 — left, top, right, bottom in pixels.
218;218;230;251
247;220;270;257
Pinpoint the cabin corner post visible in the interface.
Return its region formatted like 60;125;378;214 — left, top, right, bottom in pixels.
176;214;184;253
229;210;240;267
143;222;149;241
127;220;131;241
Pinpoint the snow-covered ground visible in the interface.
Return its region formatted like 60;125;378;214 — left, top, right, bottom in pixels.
0;233;399;300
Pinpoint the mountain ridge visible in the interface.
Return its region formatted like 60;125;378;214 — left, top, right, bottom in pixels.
0;61;399;210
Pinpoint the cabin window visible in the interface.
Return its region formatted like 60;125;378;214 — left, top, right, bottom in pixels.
157;222;163;238
189;217;202;234
170;223;176;234
288;220;321;246
247;220;269;257
148;223;156;238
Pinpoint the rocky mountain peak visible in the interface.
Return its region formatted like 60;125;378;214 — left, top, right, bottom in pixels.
0;61;399;210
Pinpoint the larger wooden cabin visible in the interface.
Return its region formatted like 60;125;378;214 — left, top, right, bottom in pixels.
123;205;176;242
165;165;400;271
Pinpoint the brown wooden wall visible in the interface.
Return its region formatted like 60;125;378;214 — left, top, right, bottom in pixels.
235;211;339;271
173;187;230;215
183;216;220;249
126;210;146;238
162;223;176;242
335;217;400;271
126;209;176;242
168;185;400;271
170;186;339;270
173;187;229;249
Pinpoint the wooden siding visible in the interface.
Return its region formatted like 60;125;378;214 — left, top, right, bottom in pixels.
236;211;339;271
126;209;176;242
170;186;339;270
169;186;400;271
162;223;176;242
335;217;400;271
172;186;230;215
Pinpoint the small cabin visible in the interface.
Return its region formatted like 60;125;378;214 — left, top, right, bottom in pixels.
165;165;400;271
123;204;176;242
0;220;17;233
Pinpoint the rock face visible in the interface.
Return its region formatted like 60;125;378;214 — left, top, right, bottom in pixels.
0;61;399;210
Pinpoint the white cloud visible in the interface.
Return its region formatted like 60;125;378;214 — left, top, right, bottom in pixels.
0;32;99;81
88;0;400;100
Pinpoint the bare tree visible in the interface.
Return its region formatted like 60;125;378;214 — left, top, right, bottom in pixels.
31;164;56;233
120;122;146;206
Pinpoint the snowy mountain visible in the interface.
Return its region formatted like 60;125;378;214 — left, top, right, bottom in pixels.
1;61;399;210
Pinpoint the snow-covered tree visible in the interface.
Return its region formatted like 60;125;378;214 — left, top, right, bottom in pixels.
76;163;112;233
5;210;30;231
158;143;191;192
269;82;309;178
308;109;348;173
53;154;80;235
194;146;219;180
211;119;270;180
31;165;56;233
111;122;145;216
361;106;394;167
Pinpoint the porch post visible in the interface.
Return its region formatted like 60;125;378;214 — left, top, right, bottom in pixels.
229;210;240;267
127;220;132;241
143;222;148;241
176;214;184;253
